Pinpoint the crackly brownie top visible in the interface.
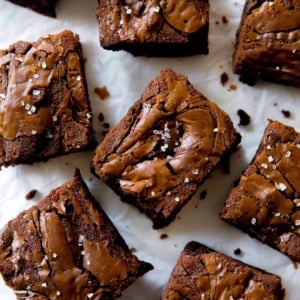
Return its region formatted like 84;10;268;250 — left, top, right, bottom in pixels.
0;30;92;141
221;120;300;262
0;171;152;299
162;242;284;300
98;0;209;43
93;68;240;215
234;0;300;72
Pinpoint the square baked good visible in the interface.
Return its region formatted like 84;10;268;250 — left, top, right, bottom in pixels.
221;120;300;263
232;0;300;87
91;68;241;229
0;30;95;169
97;0;209;56
0;170;153;299
6;0;58;17
161;241;284;299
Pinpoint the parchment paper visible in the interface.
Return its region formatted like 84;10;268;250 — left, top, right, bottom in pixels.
0;0;299;299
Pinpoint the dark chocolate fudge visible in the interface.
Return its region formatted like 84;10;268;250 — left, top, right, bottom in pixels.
161;241;285;299
6;0;58;17
233;0;300;87
0;170;153;299
92;68;241;229
97;0;209;56
0;30;95;169
221;120;300;263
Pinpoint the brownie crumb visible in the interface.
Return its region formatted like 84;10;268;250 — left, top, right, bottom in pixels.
237;109;251;126
94;86;110;100
234;248;242;255
215;20;220;25
228;84;237;91
103;122;110;129
98;112;105;122
220;72;229;86
281;110;291;118
199;190;207;200
130;247;137;253
25;189;37;200
222;16;228;24
160;233;169;240
102;130;109;137
293;262;299;270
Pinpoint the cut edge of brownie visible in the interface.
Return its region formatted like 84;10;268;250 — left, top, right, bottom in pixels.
6;0;58;17
0;169;153;299
162;241;285;300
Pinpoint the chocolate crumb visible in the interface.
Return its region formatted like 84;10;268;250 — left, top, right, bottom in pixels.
130;247;137;253
237;109;251;126
102;130;109;137
228;84;237;91
234;248;242;255
281;110;291;118
160;233;168;240
103;122;110;129
222;16;228;24
199;190;207;200
94;86;110;100
220;72;229;86
98;112;105;122
293;262;299;270
215;20;220;25
25;189;37;200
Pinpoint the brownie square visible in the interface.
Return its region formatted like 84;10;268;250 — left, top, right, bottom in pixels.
6;0;58;17
161;241;284;299
97;0;209;56
233;0;300;87
91;68;241;229
221;120;300;263
0;30;95;169
0;170;153;299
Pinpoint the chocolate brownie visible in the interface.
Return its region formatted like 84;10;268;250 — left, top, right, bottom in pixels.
97;0;209;56
0;170;153;299
91;68;241;229
6;0;58;17
161;241;285;299
0;30;95;169
221;120;300;263
232;0;300;87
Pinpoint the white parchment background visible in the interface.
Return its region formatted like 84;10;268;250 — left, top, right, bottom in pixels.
0;0;299;299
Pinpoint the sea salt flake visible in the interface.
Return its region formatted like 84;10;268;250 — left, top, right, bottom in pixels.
33;73;39;79
213;128;218;133
52;252;58;259
31;130;37;135
266;144;272;150
274;212;281;217
42;61;47;69
56;291;61;296
251;217;256;225
41;282;47;288
175;197;180;202
267;155;274;162
295;220;300;226
280;233;291;242
275;182;287;191
151;191;155;196
285;151;291;158
184;177;190;183
53;116;58;122
87;293;94;299
260;163;268;169
76;75;81;81
32;89;41;96
192;169;199;175
0;93;5;99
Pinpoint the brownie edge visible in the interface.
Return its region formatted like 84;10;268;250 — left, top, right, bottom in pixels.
161;241;285;300
0;169;153;299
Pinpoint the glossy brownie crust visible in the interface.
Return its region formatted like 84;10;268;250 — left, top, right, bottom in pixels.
0;30;95;169
161;241;284;299
233;0;300;87
97;0;209;56
0;170;153;299
221;120;300;262
92;68;241;228
6;0;58;17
